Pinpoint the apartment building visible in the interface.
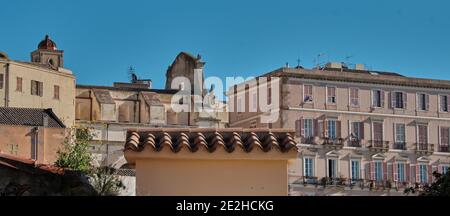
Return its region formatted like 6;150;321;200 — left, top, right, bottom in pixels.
229;62;450;195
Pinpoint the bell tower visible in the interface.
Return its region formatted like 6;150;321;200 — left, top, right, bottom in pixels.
31;35;64;69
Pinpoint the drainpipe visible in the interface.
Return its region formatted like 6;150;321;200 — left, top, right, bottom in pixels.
106;123;109;166
4;63;10;107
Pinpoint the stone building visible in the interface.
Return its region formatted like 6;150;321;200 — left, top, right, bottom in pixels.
75;52;228;167
0;35;76;127
228;62;450;195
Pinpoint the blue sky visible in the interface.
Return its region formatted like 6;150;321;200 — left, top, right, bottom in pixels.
1;0;450;90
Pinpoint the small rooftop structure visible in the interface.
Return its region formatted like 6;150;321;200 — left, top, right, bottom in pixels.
124;128;298;196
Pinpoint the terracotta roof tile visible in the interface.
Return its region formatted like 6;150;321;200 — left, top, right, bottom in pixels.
0;152;64;175
0;107;65;128
124;128;297;153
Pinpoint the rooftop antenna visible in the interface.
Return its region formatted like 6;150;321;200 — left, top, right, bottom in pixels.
315;53;326;69
128;65;137;83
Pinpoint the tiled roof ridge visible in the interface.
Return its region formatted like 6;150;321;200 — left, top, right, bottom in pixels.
124;128;297;153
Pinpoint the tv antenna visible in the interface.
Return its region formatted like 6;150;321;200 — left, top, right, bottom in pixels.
128;65;137;82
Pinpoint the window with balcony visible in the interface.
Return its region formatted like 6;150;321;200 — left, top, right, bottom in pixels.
418;125;428;150
395;124;406;150
418;164;428;183
349;88;359;107
327;120;336;139
327;86;336;104
417;93;429;111
350;122;363;147
394;162;406;182
372;89;384;108
374;161;383;182
440;127;449;152
392;91;407;109
350;160;360;180
304;119;313;138
440;95;449;112
303;157;314;177
303;84;313;102
372;122;384;147
328;159;338;178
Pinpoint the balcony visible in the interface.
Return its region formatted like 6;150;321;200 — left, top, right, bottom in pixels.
415;143;434;155
348;138;362;147
438;145;450;153
322;137;344;149
300;136;317;145
367;140;389;152
393;142;406;150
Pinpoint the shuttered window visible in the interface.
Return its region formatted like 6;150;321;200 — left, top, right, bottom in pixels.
16;77;22;92
417;93;429;111
303;85;313;102
350;88;359;106
53;85;60;100
0;74;3;89
327;86;336;104
31;80;43;96
440;95;449;112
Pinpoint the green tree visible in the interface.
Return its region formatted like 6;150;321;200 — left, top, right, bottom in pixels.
91;166;125;196
404;171;450;196
55;126;94;173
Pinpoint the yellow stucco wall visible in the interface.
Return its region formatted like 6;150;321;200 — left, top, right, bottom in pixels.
135;158;289;196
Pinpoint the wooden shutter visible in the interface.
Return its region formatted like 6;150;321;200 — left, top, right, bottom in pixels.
370;161;375;181
383;162;388;181
313;119;319;137
323;120;329;138
318;120;323;138
406;163;410;182
336;120;341;138
403;92;407;109
295;119;302;137
380;91;385;107
425;94;430;110
387;163;393;181
390;91;395;108
38;82;43;96
393;162;398;182
447;95;450;112
416;164;420;183
360;122;365;140
428;165;433;183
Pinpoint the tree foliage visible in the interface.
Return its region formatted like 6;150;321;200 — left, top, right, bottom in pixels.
404;171;450;196
55;126;94;173
91;167;125;196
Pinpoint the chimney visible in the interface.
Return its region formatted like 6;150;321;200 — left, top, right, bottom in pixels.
355;64;365;70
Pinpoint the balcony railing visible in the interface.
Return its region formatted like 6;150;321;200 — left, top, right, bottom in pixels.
322;137;344;146
415;143;434;153
291;177;412;191
393;142;406;150
348;138;362;147
300;136;316;145
438;145;450;153
368;140;389;151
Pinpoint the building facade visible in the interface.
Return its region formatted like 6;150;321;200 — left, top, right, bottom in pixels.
229;63;450;195
0;35;76;127
0;107;66;164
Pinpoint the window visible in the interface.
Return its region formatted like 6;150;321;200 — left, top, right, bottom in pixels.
418;164;428;183
31;80;43;96
442;165;449;174
374;161;383;182
395;124;406;149
303;85;313;102
351;122;361;139
237;97;243;113
328;159;338;178
372;90;384;108
440;127;449;152
53;85;60;100
350;88;359;106
327;86;336;104
417;93;428;111
16;77;22;92
0;74;3;89
327;120;336;139
392;91;406;109
373;122;383;146
351;160;360;180
8;144;18;155
303;158;314;177
395;162;406;182
304;119;313;138
418;125;428;146
440;95;449;112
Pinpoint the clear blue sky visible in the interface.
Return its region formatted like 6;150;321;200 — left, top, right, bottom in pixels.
1;0;450;90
